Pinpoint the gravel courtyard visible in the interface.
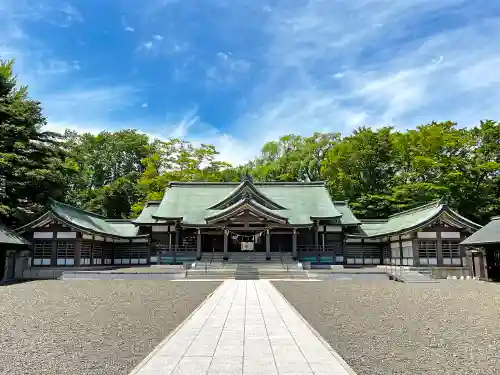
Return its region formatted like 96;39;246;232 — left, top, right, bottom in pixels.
273;280;500;375
0;280;221;375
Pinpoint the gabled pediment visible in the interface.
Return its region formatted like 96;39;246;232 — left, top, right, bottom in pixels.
208;180;286;210
205;197;288;224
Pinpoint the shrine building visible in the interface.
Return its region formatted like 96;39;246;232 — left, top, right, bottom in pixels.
4;179;487;279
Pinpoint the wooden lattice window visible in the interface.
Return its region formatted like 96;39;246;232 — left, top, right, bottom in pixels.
56;241;75;266
81;242;92;265
131;244;149;264
33;241;52;266
93;244;103;265
103;244;113;265
418;240;437;265
442;240;461;265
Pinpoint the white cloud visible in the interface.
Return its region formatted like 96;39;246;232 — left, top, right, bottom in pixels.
125;26;135;32
213;0;500;163
206;52;251;87
143;41;153;50
153;34;164;41
141;103;148;108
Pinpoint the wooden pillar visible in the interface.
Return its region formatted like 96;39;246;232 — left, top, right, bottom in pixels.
313;223;319;248
175;226;180;247
196;229;202;260
292;229;297;260
223;229;229;260
111;242;116;265
266;229;271;260
51;232;57;267
436;232;443;266
361;238;365;265
412;237;419;266
74;239;82;267
398;235;403;266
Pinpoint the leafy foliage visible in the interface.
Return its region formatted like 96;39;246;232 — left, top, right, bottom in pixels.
0;60;75;226
2;58;500;226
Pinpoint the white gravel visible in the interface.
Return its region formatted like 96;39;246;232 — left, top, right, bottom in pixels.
273;280;500;375
0;280;220;375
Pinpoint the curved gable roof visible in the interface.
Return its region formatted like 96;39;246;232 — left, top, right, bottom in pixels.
461;216;499;246
17;200;146;238
205;197;288;224
352;199;481;238
152;181;342;225
208;180;286;210
0;224;30;246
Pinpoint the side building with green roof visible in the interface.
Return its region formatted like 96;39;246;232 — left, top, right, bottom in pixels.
461;216;500;280
1;223;31;282
349;199;482;269
12;179;486;278
15;199;150;279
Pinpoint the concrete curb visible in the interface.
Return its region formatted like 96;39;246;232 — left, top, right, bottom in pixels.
269;281;358;375
128;280;226;375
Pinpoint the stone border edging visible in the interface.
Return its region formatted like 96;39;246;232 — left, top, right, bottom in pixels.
269;282;358;375
127;281;226;375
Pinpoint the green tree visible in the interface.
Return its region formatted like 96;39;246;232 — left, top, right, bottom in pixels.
0;59;75;226
321;127;396;217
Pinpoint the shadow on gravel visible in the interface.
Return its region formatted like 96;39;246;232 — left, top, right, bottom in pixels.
273;280;500;375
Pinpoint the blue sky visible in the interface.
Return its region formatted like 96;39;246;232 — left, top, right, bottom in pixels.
2;0;500;165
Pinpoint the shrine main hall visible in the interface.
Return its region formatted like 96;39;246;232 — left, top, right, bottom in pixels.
2;179;486;280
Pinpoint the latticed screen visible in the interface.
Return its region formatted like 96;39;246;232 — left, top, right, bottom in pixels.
93;244;103;265
114;243;128;264
81;242;92;265
33;241;52;266
442;240;461;265
103;244;113;265
418;240;437;265
56;241;75;266
131;244;149;264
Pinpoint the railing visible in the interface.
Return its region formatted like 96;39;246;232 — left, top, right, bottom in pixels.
384;257;414;278
383;257;472;280
279;249;289;272
156;244;197;265
297;245;336;264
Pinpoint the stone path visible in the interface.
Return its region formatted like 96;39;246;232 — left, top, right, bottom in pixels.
130;280;355;375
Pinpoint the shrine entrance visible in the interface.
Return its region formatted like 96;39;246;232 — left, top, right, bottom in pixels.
227;230;266;252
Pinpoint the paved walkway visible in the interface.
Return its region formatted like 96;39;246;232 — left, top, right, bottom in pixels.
131;280;354;375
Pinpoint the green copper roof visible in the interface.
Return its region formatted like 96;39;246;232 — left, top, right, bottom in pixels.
51;200;145;238
205;197;288;224
17;200;146;238
332;201;360;225
461;216;499;245
354;199;481;238
0;224;30;246
152;181;343;225
133;201;163;224
209;180;286;210
106;220;143;237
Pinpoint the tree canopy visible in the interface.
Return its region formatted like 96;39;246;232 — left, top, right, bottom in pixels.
1;58;499;226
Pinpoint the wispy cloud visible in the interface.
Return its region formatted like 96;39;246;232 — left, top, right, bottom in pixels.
4;0;500;167
221;0;500;154
205;52;252;87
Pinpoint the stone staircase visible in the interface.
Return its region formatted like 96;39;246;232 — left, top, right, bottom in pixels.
191;252;308;280
387;267;438;283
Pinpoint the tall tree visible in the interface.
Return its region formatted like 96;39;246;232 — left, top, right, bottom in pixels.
0;59;75;226
321;127;396;217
